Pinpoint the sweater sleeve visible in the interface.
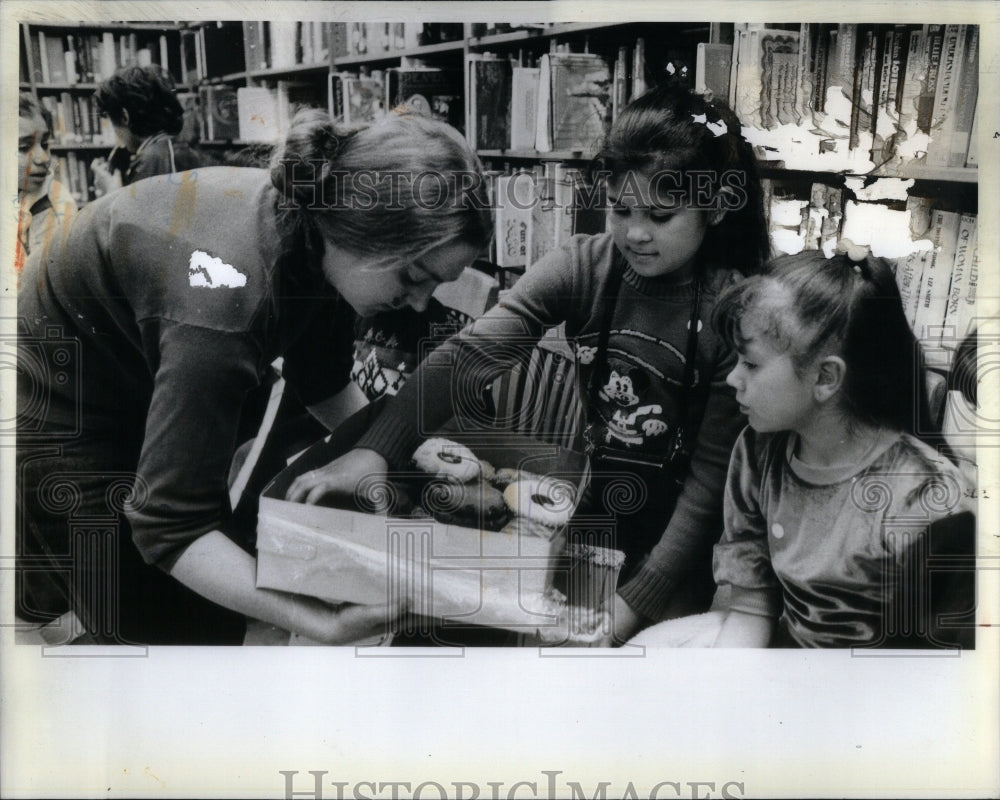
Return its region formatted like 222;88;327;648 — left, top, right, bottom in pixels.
354;240;587;467
711;428;783;619
127;319;262;571
617;341;749;619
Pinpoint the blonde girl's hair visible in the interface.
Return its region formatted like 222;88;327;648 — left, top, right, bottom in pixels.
270;108;493;266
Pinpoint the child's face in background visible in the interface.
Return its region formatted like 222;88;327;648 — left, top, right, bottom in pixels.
606;169;713;282
726;311;818;434
18;113;51;196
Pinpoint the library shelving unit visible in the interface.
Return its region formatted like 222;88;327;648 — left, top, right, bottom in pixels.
18;18;980;378
19;21;192;203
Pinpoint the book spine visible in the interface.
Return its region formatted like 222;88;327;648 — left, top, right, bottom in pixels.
952;222;979;342
965;102;978;167
916;24;944;134
943;214;977;346
915;209;961;342
796;23;812;123
926;25;966;167
948;25;978;168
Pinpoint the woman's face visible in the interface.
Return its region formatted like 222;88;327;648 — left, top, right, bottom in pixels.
18;112;51;196
322;238;480;318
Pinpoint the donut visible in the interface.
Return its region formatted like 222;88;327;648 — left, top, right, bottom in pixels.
424;479;509;529
503;476;577;528
412;437;482;483
491;467;543;490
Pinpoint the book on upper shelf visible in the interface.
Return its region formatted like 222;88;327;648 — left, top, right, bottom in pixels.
467;54;512;149
494;171;534;269
510;66;540;150
535;51;611;156
913;208;961;344
695;42;732;103
386;66;465;133
201;21;246;78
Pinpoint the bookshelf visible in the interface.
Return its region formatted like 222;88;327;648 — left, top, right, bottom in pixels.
18;18;980;370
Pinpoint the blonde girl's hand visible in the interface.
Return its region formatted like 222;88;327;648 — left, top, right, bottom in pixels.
285;447;389;506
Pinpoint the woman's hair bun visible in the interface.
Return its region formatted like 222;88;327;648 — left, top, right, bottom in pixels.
270;108;349;200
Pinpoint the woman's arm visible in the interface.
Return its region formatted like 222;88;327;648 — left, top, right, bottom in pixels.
169;530;404;643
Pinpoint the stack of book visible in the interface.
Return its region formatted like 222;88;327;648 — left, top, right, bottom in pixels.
28;28;178;85
39;94;115;145
721;23;979;173
466;48;613;157
242;21;338;72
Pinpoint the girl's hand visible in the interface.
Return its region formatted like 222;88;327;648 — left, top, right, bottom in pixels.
285;448;389;506
90;158;122;197
290;595;409;645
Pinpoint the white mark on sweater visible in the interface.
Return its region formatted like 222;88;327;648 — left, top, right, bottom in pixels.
188;249;247;288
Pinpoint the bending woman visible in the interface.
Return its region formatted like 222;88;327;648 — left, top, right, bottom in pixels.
17;109;492;645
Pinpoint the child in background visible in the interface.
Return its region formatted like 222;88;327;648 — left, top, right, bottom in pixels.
15;93;77;275
635;249;975;648
287;84;770;644
91;65;210;194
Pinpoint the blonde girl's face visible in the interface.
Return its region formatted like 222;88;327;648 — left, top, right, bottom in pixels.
322;238;479;318
725;313;819;434
606;169;717;281
18;113;51;195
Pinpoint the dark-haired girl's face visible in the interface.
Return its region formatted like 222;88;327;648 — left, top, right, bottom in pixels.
606;169;715;281
18;113;51;195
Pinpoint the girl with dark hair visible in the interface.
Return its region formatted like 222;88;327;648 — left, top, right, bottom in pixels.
17;109;493;645
90;65;209;193
633;249;974;648
287;84;769;644
16;92;77;274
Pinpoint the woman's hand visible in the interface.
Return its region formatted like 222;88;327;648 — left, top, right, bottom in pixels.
90;157;123;197
288;595;409;645
285;447;389;506
594;593;645;646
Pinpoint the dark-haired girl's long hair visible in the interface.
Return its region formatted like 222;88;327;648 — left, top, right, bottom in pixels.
595;83;770;277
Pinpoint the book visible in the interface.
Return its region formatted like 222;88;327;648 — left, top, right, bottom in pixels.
469;57;512;149
535;52;611;155
327;73;345;122
631;38;647;101
895;195;935;329
925;25;968;167
386;67;465;131
942;214;977;346
342;74;385;126
528;165;555;266
236;86;278;143
494;172;534;268
965;102;978;166
915;24;945;135
948;25;978;168
176;91;201;144
269;21;300;69
696;43;733;103
243;21;268;72
951;221;979;343
42;32;68;84
914;209;961;342
510;67;540;150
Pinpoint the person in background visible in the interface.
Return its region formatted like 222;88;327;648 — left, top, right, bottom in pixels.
17;108;492;645
632;249;975;648
287;84;770;645
90;64;210;194
15;92;77;276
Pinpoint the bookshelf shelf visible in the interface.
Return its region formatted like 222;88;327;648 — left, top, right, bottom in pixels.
29;22;184;32
759;164;979;186
50;143;113;151
333;39;465;67
479;149;597;161
246;63;332;79
34;83;101;92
